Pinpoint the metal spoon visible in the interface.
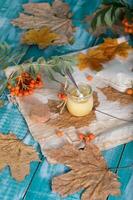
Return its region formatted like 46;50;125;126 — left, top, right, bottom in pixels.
65;68;83;98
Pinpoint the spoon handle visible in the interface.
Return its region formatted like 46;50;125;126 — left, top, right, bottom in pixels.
65;68;79;89
65;68;83;98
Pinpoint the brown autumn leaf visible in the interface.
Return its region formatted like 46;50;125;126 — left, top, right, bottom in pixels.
114;42;133;57
100;86;133;105
97;38;132;59
78;49;109;71
0;133;40;181
21;27;64;48
46;143;120;200
12;0;74;44
77;38;132;71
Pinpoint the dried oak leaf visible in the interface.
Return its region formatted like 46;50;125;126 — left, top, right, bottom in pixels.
46;143;120;200
100;86;133;105
47;92;99;129
12;0;74;44
77;38;132;71
21;27;62;48
77;49;109;71
0;133;40;181
97;38;132;59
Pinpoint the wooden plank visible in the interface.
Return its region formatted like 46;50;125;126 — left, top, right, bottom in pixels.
0;162;40;200
108;141;133;200
22;145;124;200
0;104;41;200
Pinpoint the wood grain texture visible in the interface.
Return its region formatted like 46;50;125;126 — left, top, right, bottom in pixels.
108;142;133;200
0;0;133;200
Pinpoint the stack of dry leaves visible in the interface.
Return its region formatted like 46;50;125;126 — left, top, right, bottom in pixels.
78;38;132;71
0;133;40;181
12;0;74;48
46;143;120;200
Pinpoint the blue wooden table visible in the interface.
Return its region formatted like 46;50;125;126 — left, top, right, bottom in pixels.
0;102;133;200
0;0;133;200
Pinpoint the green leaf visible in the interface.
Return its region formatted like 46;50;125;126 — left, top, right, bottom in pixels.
43;55;75;83
91;7;109;30
91;10;103;30
101;6;112;26
45;67;62;84
0;42;27;69
0;80;7;97
111;5;117;21
102;0;129;7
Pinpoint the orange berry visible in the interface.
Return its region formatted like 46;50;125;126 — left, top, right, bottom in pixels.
24;91;29;96
15;86;19;91
37;81;43;88
63;95;67;101
88;133;96;140
11;87;15;92
126;88;133;95
37;74;41;79
79;133;84;140
128;28;133;33
125;27;128;32
31;80;36;84
58;93;67;101
122;19;126;24
28;90;33;95
18;92;23;97
15;91;19;95
55;130;64;137
127;24;133;28
125;22;129;26
10;91;15;96
35;82;39;87
86;75;93;81
29;83;35;88
58;93;62;99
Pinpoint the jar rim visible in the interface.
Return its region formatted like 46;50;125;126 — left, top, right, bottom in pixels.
67;83;93;100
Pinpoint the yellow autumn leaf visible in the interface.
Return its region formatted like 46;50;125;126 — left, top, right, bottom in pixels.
98;38;132;59
21;27;60;48
78;38;132;71
78;49;109;71
114;42;132;57
98;38;118;49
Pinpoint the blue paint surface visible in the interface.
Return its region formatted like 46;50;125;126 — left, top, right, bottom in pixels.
0;0;133;199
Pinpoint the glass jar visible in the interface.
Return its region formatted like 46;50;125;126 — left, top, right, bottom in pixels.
66;84;93;117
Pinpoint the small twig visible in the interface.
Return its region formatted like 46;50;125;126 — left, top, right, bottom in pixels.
60;101;67;114
57;101;64;108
